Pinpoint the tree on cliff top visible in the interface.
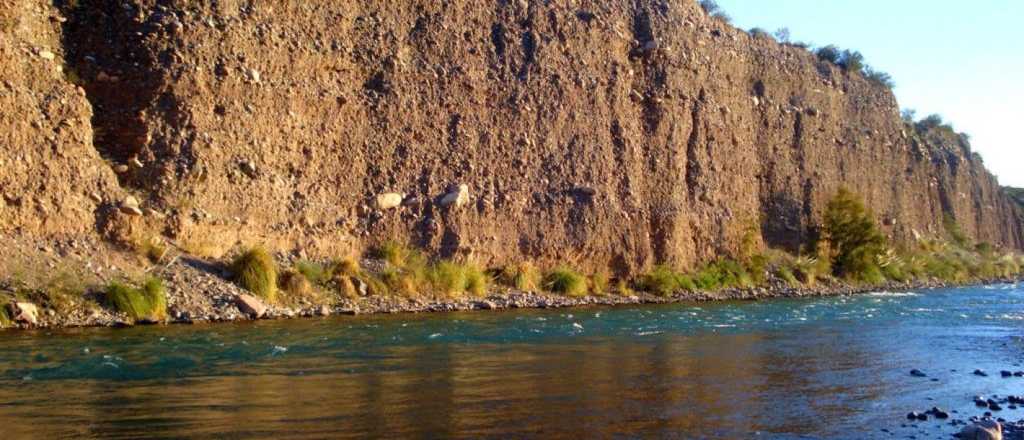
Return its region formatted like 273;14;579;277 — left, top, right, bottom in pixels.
823;188;888;282
699;0;732;23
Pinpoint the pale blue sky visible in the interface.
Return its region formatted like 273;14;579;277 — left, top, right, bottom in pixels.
715;0;1023;187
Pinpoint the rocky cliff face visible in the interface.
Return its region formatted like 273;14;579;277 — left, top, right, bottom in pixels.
0;0;120;237
3;0;1022;275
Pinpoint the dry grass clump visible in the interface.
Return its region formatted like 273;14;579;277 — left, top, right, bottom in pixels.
498;262;541;291
590;270;610;295
280;269;314;299
231;247;278;303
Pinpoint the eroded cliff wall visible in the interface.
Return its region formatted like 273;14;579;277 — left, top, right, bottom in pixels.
3;0;1021;274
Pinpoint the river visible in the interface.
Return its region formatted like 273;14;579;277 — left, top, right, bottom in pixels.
1;284;1022;439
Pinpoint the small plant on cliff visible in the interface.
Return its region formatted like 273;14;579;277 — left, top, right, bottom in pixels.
749;28;771;40
865;67;895;89
105;278;167;322
773;28;792;43
823;188;888;283
231;247;278;302
943;213;971;248
544;268;588;297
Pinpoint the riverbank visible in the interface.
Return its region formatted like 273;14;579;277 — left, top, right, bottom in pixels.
1;243;1019;331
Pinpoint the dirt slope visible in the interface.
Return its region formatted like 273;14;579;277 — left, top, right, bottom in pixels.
2;0;1022;276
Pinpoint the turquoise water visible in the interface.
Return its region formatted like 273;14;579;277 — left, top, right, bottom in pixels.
1;284;1023;439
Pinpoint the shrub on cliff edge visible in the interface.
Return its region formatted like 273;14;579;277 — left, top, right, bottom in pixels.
231;247;278;302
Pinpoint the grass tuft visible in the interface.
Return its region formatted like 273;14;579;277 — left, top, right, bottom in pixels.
231;247;278;302
544;268;588;297
499;262;541;291
590;270;610;295
640;265;689;296
332;256;361;278
295;261;329;285
105;278;167;322
280;270;314;299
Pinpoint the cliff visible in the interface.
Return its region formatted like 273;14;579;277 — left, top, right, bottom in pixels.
2;0;1022;276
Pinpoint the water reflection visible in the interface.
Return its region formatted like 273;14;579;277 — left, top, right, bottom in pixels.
0;285;1021;439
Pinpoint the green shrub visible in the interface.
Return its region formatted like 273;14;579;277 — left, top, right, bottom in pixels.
943;213;970;248
373;241;425;269
0;306;10;328
231;247;278;302
105;279;167;322
428;262;467;296
865;67;895;88
590;270;610;295
747;254;769;286
640;265;688;296
838;49;864;73
749;28;771;39
381;267;420;296
792;255;825;286
426;261;489;297
693;259;753;290
464;266;490;297
823;188;887;283
699;0;731;22
816;45;841;64
614;279;635;296
544;268;588;297
296;260;329;285
777;266;799;286
699;0;722;15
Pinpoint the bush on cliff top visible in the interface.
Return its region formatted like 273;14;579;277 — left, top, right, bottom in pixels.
106;278;167;322
231;247;278;302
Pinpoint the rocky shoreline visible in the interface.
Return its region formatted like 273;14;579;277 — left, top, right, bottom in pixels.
2;250;1019;331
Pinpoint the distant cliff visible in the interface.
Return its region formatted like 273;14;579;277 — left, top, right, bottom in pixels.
2;0;1022;275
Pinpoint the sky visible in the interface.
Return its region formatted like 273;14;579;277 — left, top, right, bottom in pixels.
714;0;1023;187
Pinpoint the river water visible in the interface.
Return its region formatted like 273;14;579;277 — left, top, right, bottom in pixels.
1;284;1023;439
